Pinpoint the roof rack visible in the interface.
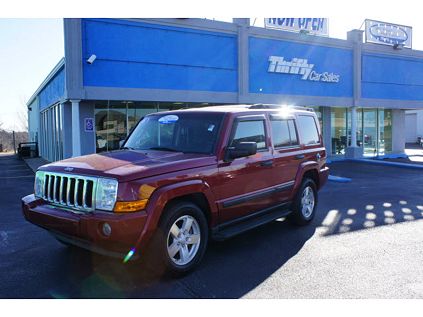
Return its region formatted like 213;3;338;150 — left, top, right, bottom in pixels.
249;104;315;112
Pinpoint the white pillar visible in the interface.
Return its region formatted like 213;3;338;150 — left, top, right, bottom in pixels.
392;109;406;155
345;106;363;158
71;99;81;157
350;106;357;147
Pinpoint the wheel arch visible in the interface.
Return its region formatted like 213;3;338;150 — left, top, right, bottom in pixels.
291;161;320;200
133;180;217;251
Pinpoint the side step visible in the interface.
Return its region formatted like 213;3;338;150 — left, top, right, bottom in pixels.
212;204;292;241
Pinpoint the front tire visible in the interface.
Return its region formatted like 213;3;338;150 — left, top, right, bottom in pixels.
150;201;209;276
290;178;317;225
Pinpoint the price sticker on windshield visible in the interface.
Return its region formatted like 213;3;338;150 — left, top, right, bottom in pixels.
158;115;179;124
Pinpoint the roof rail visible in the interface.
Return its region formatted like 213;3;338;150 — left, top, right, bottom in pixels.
249;104;315;112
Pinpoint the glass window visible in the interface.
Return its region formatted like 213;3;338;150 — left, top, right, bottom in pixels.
310;106;324;133
271;120;290;147
379;109;392;155
230;120;267;150
127;102;157;134
298;115;320;145
362;109;377;157
288;120;298;145
271;119;298;148
125;112;224;154
330;107;347;155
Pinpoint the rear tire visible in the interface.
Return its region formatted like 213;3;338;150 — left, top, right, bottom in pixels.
147;201;209;276
290;178;317;225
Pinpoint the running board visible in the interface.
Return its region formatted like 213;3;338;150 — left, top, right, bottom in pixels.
212;203;292;241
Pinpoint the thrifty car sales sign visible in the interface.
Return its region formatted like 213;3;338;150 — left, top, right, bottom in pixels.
265;18;328;36
268;56;340;83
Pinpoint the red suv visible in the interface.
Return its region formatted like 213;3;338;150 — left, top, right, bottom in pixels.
22;105;329;275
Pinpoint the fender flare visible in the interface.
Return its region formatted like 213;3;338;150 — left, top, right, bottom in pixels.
133;180;217;251
290;161;319;199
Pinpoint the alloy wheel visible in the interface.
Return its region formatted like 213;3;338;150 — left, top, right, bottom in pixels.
166;215;201;266
301;186;315;218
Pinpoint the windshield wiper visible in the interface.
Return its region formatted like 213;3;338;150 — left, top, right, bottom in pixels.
121;146;135;150
148;147;180;152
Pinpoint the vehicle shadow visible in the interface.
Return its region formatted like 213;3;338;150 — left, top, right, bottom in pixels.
45;215;318;299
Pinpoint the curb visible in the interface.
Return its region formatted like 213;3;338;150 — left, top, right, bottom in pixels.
328;158;423;170
328;175;352;183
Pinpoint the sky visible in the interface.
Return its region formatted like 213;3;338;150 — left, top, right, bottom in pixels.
0;19;64;131
0;14;422;131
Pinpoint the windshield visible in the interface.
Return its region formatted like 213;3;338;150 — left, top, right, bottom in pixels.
124;112;224;154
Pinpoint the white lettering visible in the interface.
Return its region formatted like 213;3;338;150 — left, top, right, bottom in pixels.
267;55;340;83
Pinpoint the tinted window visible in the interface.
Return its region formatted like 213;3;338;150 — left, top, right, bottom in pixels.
297;115;320;145
230;120;267;150
271;119;298;147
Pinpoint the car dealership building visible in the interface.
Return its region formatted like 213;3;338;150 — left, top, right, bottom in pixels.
27;18;423;162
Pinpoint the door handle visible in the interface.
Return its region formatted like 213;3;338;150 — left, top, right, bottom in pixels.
260;160;274;167
295;154;305;160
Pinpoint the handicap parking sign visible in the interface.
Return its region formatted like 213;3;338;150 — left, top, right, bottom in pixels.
85;118;94;132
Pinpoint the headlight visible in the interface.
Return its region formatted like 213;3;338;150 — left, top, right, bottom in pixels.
34;171;45;198
95;178;118;211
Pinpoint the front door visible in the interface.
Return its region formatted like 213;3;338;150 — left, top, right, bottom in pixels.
215;115;276;223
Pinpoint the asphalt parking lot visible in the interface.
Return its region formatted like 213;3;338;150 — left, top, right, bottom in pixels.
1;154;423;298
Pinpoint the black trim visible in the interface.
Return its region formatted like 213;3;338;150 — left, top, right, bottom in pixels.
49;230;138;260
212;202;292;241
222;181;294;208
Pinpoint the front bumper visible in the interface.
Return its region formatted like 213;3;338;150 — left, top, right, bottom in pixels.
22;194;148;259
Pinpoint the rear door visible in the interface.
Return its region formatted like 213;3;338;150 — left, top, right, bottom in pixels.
215;114;276;223
269;114;303;203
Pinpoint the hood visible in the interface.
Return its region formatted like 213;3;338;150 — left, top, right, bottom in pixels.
39;150;217;182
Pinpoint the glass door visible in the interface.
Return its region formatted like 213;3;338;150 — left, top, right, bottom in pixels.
330;108;348;155
378;109;392;156
362;109;378;157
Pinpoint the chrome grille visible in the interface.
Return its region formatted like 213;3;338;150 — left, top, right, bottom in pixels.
42;172;97;212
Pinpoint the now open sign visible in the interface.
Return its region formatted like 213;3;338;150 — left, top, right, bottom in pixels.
265;18;328;36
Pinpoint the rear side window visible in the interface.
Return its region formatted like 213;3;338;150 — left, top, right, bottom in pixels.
230;120;267;150
271;119;299;148
297;115;320;145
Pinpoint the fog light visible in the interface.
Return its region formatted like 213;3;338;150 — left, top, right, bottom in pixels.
102;223;112;236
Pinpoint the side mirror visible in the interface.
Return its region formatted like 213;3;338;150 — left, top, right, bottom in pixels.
119;139;125;149
225;142;257;160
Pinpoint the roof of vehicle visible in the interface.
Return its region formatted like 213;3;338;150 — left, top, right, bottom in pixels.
152;104;316;116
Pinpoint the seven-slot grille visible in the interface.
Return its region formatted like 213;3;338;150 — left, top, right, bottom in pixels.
42;172;97;212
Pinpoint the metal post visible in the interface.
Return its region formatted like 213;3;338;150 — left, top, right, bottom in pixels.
12;131;16;154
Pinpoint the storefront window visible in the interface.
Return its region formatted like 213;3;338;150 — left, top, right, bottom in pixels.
127;102;158;134
330;107;348;155
310;106;323;132
362;109;378;156
329;107;392;157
